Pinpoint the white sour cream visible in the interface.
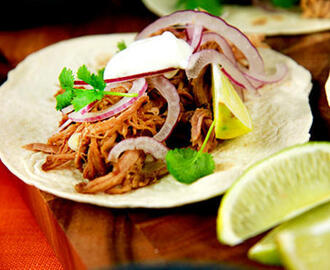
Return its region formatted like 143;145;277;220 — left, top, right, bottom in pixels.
104;31;193;80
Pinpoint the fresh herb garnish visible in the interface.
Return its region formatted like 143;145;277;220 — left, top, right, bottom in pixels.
176;0;299;15
176;0;223;15
271;0;299;8
166;121;215;184
117;40;127;51
56;65;137;112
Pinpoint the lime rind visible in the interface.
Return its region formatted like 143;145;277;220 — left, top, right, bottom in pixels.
277;221;330;270
217;142;330;246
249;202;330;265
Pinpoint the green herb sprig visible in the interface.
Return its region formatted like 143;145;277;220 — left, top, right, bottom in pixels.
176;0;223;15
166;121;215;184
56;65;137;112
176;0;299;15
117;40;127;51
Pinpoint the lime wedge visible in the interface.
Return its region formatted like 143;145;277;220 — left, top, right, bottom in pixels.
211;64;252;139
277;202;330;270
217;142;330;246
248;202;330;266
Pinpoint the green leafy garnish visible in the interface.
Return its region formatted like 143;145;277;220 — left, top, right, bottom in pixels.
176;0;223;15
271;0;299;8
166;121;215;184
117;40;127;51
56;65;138;112
176;0;300;15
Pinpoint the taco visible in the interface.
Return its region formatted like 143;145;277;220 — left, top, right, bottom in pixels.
0;11;312;208
142;0;330;35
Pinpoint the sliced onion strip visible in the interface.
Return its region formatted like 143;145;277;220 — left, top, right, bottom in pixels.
69;78;147;122
108;137;168;162
186;24;203;52
243;63;288;84
136;10;265;74
149;76;180;142
200;32;236;65
186;49;256;92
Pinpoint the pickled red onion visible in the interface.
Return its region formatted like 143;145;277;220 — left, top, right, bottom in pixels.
69;78;147;122
136;10;265;75
108;137;168;162
148;76;180;142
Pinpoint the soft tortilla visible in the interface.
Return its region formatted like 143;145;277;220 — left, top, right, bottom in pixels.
142;0;330;35
0;33;312;208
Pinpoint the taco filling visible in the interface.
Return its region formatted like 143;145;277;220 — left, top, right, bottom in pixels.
24;10;287;195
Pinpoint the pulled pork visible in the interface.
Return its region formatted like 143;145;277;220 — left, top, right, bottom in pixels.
25;27;266;195
301;0;330;18
24;67;218;194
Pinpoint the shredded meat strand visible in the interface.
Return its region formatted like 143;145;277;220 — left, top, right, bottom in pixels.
301;0;330;18
190;108;218;152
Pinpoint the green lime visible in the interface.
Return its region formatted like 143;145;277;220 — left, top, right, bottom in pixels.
248;202;330;266
276;202;330;270
217;142;330;246
211;64;252;139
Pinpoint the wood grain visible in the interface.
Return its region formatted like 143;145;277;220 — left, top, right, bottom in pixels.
0;1;329;269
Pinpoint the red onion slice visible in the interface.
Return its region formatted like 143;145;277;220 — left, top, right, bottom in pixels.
58;101;97;131
186;49;256;92
186;24;203;52
148;76;180;142
242;63;288;84
61;105;74;114
69;78;148;122
108;136;169;162
136;10;265;75
200;32;236;65
74;68;176;86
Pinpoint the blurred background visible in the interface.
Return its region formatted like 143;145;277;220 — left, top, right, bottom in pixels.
0;0;158;84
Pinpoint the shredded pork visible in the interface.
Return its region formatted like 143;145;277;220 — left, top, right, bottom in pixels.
301;0;330;18
25;27;262;194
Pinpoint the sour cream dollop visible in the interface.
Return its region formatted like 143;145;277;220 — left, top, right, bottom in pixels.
103;31;193;80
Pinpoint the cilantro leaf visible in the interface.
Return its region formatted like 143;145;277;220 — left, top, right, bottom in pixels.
55;65;138;112
271;0;299;8
59;67;74;90
56;89;73;110
117;40;127;51
71;90;103;111
166;148;215;184
166;121;215;184
176;0;223;15
77;65;106;91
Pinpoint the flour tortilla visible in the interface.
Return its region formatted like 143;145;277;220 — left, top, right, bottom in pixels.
0;33;312;208
142;0;330;35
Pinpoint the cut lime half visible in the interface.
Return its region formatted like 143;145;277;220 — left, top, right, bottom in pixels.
248;202;330;266
211;64;252;139
276;202;330;270
217;142;330;246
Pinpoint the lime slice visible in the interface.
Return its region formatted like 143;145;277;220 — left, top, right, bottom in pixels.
211;64;252;139
217;142;330;246
276;202;330;270
248;202;330;266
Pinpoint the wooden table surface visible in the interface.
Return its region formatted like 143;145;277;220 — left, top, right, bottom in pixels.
0;1;329;269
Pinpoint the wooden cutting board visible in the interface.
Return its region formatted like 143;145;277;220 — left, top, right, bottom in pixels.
0;2;329;269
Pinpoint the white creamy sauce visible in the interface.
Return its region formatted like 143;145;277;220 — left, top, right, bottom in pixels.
103;31;193;79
